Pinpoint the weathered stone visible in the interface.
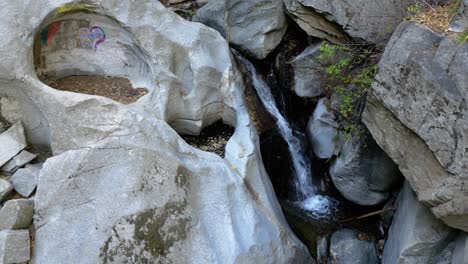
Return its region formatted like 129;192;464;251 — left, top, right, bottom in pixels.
382;182;455;264
362;22;468;231
0;179;13;203
226;0;288;59
0;230;30;264
283;0;419;45
289;43;326;97
1;150;37;173
329;133;401;206
193;0;226;37
306;98;343;159
0;199;34;229
330;229;378;264
0;1;311;263
0;122;26;168
452;233;468;264
11;163;42;197
283;0;347;44
450;0;467;33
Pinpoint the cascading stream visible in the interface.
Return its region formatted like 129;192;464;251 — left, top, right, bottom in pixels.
234;50;334;218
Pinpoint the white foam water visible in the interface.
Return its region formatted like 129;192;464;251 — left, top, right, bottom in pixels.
234;50;334;218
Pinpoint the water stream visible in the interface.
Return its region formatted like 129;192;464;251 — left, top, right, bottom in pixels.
234;51;334;218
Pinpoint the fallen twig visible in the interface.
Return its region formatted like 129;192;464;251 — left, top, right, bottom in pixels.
339;207;397;223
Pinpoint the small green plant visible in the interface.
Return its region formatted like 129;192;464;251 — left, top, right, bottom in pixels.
449;0;462;17
318;42;379;138
407;2;423;13
318;42;349;60
456;32;468;44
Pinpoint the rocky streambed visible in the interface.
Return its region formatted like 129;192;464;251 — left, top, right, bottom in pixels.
0;0;467;263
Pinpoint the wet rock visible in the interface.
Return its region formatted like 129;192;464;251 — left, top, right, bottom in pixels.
193;0;226;37
283;0;418;45
226;0;288;59
0;179;13;203
0;199;34;229
0;122;26;168
0;230;30;264
449;0;467;32
316;236;329;264
306;98;343;159
329;229;378;264
362;22;468;231
329;133;401;206
11;163;42;197
1;150;37;173
382;182;455;263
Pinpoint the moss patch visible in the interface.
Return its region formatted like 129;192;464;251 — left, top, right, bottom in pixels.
100;201;190;263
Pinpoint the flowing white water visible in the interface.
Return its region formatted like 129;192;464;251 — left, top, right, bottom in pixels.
234;51;333;217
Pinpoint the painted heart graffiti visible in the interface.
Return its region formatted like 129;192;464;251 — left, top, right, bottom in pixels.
79;26;106;49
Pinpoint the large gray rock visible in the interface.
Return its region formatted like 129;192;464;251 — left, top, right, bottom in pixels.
0;179;13;203
329;134;401;206
362;22;468;231
0;199;34;229
0;230;30;264
193;0;227;37
11;164;42;197
283;0;419;45
283;0;347;44
450;0;467;33
0;122;26;167
306;98;343;159
194;0;288;59
329;229;378;264
289;43;326;97
382;182;455;264
0;1;311;263
226;0;288;59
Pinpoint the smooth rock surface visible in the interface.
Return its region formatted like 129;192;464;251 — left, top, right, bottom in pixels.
362;22;468;231
0;122;26;168
226;0;288;59
306;98;342;159
329;229;378;264
193;0;226;37
283;0;418;45
11;164;42;197
450;0;467;32
0;1;311;263
0;199;34;229
382;182;455;264
329;134;401;206
1;150;37;173
0;179;13;203
0;230;30;264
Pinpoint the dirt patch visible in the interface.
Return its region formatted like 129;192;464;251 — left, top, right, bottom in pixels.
48;76;148;104
182;121;235;157
409;2;463;36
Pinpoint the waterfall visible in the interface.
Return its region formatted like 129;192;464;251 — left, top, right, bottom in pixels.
234;51;334;218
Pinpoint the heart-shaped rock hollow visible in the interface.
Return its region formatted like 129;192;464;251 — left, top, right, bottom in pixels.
78;26;106;49
33;12;152;103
